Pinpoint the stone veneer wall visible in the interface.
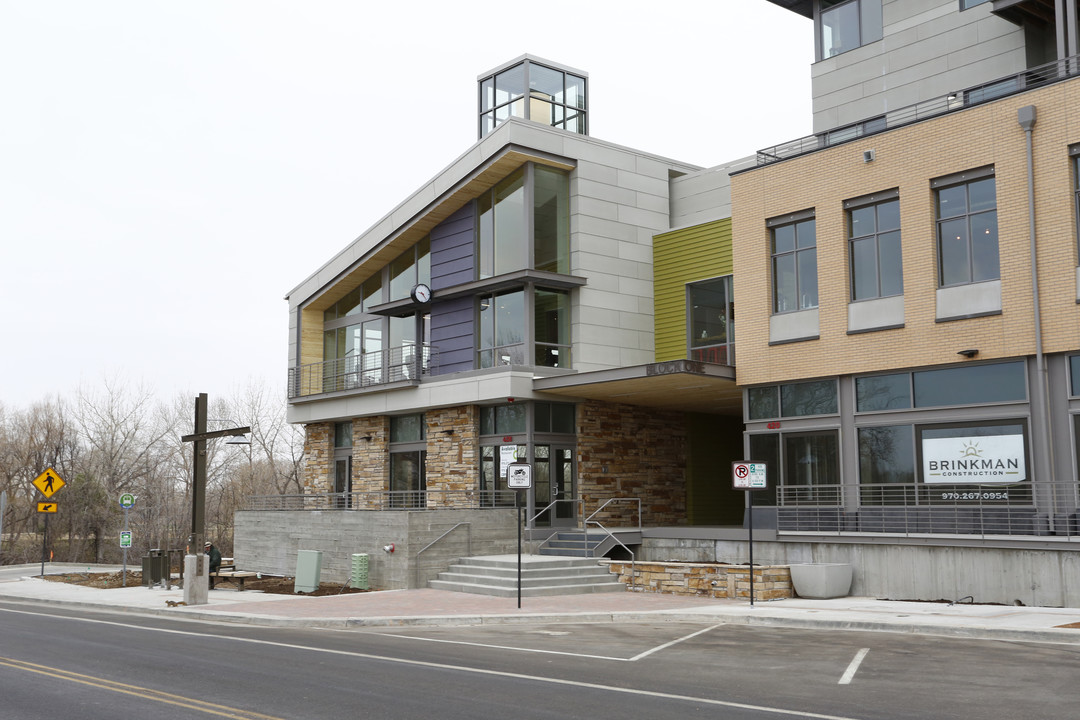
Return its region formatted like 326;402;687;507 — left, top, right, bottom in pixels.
302;423;332;494
425;405;479;507
606;560;792;601
351;416;389;508
578;401;687;526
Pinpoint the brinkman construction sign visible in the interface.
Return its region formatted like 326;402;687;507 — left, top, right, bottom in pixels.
922;435;1026;484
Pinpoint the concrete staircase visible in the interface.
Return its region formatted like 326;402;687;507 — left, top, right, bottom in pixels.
536;530;643;558
428;554;625;597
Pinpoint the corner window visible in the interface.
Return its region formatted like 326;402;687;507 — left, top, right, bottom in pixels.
535;288;570;367
477;164;569;279
848;191;902;301
388;236;430;302
770;212;817;313
478;290;525;367
820;0;882;59
935;167;998;287
687;276;735;365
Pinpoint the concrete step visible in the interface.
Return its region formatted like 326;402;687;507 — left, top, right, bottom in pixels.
429;554;625;597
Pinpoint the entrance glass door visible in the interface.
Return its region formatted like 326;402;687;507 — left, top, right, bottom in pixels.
533;444;575;527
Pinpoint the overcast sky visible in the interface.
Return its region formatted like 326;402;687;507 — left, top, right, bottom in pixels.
1;1;812;410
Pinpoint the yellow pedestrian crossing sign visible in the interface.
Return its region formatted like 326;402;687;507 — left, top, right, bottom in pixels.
33;468;65;499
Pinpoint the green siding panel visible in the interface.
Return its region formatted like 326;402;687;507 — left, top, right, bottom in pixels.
653;219;733;362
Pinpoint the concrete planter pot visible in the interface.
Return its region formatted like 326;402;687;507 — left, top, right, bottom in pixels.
788;563;853;599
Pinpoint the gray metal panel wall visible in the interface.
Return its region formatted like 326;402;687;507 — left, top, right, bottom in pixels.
430;203;475;290
431;296;475;375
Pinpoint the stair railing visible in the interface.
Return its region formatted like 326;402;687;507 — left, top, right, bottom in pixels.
415;522;471;589
527;498;583;554
584;497;640;587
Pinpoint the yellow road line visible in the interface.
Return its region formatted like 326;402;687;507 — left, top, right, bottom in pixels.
0;656;286;720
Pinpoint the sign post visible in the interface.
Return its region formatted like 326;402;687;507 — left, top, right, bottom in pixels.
119;493;136;587
507;462;533;609
33;468;66;577
732;461;768;607
0;490;6;564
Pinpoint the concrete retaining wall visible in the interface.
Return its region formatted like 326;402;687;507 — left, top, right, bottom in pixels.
235;509;518;590
641;537;1080;607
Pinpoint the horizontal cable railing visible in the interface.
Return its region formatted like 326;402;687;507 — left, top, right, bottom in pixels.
757;54;1080;166
774;482;1080;539
245;490;519;511
288;344;438;399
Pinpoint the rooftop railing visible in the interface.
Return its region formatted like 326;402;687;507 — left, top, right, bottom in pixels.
288;344;438;399
756;54;1080;167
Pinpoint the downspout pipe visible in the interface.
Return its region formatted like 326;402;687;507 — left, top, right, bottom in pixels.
1018;106;1057;521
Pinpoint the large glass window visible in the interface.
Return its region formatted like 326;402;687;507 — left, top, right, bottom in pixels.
913;361;1025;407
480;60;586;137
858;425;916;505
534;289;570;367
534;166;569;274
771;215;817;313
820;0;882;59
856;373;912;412
478;168;526;279
848;194;902;301
935;170;998;286
748;380;837;420
477;165;569;279
1071;355;1080;396
688;276;735;365
1073;151;1080;259
388;236;430;302
478;290;525;367
389;414;425;508
960;0;991;9
783;431;841;503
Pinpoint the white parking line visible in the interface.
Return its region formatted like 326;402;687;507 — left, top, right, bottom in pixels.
839;648;870;685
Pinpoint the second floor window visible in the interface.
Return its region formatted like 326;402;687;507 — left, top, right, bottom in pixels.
687;276;734;365
1073;149;1079;259
770;213;818;313
820;0;882;59
477;164;569;279
935;168;998;287
848;192;902;301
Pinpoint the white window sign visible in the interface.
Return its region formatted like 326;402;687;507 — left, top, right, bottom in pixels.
922;434;1026;484
499;445;519;478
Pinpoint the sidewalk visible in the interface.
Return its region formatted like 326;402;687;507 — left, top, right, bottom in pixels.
3;563;1080;644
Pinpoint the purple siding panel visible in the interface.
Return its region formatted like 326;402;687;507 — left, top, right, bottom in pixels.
431;203;475;291
431;296;475;376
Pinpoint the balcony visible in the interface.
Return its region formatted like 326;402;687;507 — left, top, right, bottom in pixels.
756;54;1080;167
288;344;438;399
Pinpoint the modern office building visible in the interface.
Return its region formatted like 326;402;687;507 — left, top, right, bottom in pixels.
248;1;1080;603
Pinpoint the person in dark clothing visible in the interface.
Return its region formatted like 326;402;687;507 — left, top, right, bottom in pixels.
205;541;222;589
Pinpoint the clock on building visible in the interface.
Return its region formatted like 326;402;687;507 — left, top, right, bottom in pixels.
411;283;432;304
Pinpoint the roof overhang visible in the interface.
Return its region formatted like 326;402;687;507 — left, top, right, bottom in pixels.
533;359;742;415
766;0;813;19
991;0;1055;25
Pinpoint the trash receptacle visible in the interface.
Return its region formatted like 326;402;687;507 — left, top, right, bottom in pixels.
142;549;167;587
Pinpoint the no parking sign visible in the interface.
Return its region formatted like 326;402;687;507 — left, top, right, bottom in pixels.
732;462;768;490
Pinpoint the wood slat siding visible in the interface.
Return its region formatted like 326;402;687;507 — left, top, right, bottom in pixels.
652;219;733;362
430;296;476;375
430;203;475;290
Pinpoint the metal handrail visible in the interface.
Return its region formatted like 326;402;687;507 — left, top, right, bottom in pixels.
244;490;518;511
527;498;581;554
584;497;641;586
288;344;439;398
416;522;471;588
756;53;1080;167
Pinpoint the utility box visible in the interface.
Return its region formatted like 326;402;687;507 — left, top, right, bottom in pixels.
351;553;369;590
294;550;323;593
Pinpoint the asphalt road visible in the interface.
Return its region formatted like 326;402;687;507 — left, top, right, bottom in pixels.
1;599;1078;720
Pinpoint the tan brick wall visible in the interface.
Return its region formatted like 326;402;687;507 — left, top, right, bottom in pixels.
578;401;687;526
426;405;480;507
731;81;1080;387
301;423;332;494
607;560;793;601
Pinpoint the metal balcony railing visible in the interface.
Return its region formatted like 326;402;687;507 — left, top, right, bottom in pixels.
756;54;1080;167
288;344;438;399
772;481;1080;539
244;489;519;511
